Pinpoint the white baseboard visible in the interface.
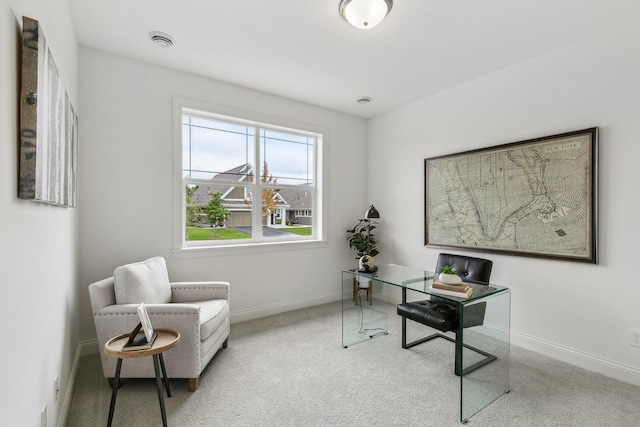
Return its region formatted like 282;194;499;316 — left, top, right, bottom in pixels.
511;330;640;387
230;291;342;324
57;343;83;427
81;338;100;355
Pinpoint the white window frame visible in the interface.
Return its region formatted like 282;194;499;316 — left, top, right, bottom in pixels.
172;98;327;258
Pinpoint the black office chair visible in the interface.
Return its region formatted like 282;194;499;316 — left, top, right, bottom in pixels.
397;253;495;376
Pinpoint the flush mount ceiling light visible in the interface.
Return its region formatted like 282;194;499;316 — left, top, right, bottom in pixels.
339;0;392;29
149;31;174;48
356;96;372;104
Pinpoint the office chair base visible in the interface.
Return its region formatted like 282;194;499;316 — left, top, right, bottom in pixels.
403;332;497;376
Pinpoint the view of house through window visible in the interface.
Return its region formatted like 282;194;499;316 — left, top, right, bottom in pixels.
180;110;320;246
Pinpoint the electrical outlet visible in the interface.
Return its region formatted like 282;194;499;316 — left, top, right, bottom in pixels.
41;404;47;427
54;375;60;403
630;328;640;348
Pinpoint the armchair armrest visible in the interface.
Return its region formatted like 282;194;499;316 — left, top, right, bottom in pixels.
170;281;230;303
93;303;202;350
88;277;116;313
96;302;201;318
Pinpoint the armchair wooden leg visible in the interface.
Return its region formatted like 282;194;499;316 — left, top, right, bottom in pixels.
189;377;199;392
223;337;229;349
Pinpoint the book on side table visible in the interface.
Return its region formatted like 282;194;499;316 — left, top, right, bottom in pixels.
123;330;158;351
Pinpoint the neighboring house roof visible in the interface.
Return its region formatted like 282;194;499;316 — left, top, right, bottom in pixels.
190;163;312;210
208;163;252;184
277;186;312;210
190;164;251;207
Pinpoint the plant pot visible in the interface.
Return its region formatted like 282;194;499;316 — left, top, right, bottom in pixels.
358;275;370;288
439;273;462;285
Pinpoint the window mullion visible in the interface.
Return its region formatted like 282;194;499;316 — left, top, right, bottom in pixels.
252;127;263;241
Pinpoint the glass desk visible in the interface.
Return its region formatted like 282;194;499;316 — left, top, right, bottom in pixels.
342;264;511;423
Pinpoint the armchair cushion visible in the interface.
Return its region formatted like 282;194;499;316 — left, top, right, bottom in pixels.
113;256;171;304
199;300;229;341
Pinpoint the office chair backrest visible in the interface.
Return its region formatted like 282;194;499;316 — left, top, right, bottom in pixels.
435;253;493;284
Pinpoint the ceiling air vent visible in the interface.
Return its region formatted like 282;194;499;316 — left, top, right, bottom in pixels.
149;31;174;48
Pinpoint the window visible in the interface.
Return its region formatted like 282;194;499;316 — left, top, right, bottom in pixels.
173;99;325;254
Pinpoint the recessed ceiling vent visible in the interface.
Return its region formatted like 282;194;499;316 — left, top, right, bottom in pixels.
149;31;174;48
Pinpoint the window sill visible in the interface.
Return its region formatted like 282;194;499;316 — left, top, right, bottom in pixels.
172;239;328;259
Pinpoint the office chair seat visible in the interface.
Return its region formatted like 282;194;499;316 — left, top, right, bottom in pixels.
399;300;457;331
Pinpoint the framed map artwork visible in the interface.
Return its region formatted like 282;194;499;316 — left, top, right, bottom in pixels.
425;128;598;263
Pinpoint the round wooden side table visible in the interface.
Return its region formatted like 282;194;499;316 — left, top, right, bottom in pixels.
104;328;180;427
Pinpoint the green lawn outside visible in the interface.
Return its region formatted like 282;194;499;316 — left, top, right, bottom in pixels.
187;227;250;240
282;227;312;236
187;226;312;240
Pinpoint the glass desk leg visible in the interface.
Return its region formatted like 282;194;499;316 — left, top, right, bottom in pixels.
342;272;388;348
460;290;511;423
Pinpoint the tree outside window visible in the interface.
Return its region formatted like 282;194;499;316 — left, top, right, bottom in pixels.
205;192;230;237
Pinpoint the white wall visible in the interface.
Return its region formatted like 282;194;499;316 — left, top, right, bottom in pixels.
77;48;368;341
0;1;79;426
368;22;640;385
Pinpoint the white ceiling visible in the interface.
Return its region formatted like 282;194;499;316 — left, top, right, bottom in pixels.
68;0;639;118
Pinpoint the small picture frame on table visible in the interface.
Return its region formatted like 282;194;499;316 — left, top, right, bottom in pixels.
137;303;154;342
123;303;157;351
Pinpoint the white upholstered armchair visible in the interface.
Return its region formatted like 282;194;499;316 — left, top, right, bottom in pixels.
88;257;230;391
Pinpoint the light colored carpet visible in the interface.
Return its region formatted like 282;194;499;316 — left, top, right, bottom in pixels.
67;301;640;426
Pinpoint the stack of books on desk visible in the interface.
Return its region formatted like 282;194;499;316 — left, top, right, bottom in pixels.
429;280;473;298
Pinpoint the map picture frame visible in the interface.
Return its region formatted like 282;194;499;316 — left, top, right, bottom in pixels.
424;128;598;263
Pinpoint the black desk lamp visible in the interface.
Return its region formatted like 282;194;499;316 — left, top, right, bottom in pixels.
365;205;379;220
364;205;379;257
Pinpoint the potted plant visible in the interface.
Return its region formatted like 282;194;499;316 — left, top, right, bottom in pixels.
347;219;380;286
438;264;462;285
346;219;379;258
